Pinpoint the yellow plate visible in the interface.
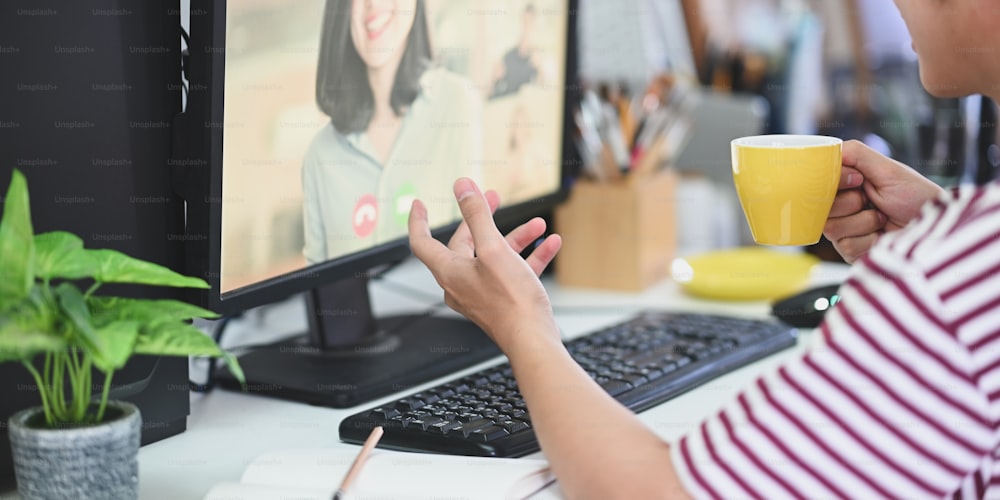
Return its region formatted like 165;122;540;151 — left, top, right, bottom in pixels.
672;247;819;301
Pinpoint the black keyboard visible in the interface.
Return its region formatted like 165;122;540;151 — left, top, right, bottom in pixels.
339;311;797;457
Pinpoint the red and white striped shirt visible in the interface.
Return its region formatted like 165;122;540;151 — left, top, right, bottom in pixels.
674;181;1000;499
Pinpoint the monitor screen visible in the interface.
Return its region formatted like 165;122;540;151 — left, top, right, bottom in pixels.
184;0;576;406
217;0;570;295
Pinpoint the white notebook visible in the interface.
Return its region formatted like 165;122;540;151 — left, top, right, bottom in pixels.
203;447;558;500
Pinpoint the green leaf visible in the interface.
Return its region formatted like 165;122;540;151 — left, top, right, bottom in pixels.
34;231;96;280
86;248;210;289
222;352;245;385
0;170;36;301
90;321;139;372
134;321;223;357
0;312;65;363
54;282;105;359
0;289;64;363
88;297;219;327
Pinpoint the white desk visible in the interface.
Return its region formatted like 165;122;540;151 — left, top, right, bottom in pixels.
131;257;847;499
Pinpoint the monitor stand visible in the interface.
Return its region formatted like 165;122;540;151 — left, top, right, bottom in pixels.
214;276;502;408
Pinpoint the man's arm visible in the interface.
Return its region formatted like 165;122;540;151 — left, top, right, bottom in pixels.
509;335;689;499
408;179;689;499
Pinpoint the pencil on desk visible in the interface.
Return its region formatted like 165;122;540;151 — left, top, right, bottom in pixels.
333;426;383;500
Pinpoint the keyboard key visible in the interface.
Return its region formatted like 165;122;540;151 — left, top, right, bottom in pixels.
599;379;632;396
415;392;441;405
459;419;495;436
369;407;400;419
490;402;513;413
499;420;530;433
685;342;708;359
428;421;462;435
621;374;648;386
395;398;425;411
656;362;677;374
624;349;673;368
470;425;510;441
442;382;469;394
408;417;444;430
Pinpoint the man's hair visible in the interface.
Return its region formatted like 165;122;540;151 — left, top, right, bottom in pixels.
315;0;432;134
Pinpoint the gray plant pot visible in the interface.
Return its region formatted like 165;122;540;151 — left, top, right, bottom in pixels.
8;400;141;500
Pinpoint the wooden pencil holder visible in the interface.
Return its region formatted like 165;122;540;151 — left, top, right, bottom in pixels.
554;168;678;291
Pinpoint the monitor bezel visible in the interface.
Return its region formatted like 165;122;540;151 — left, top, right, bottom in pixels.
182;0;579;315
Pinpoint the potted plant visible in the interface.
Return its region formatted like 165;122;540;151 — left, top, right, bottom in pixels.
0;169;244;500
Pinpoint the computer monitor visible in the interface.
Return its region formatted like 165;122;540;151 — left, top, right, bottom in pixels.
179;0;578;407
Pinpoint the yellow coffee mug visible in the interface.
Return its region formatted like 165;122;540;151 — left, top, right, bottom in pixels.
731;135;842;246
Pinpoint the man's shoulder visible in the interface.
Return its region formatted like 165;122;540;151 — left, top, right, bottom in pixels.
937;180;1000;234
887;180;1000;273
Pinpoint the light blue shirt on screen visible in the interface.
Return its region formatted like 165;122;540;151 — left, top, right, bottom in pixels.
302;68;483;265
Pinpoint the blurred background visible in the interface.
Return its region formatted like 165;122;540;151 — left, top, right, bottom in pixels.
576;0;999;260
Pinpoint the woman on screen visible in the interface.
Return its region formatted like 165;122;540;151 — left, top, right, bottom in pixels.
302;0;483;264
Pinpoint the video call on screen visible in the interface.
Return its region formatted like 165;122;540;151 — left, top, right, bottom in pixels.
219;0;568;293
